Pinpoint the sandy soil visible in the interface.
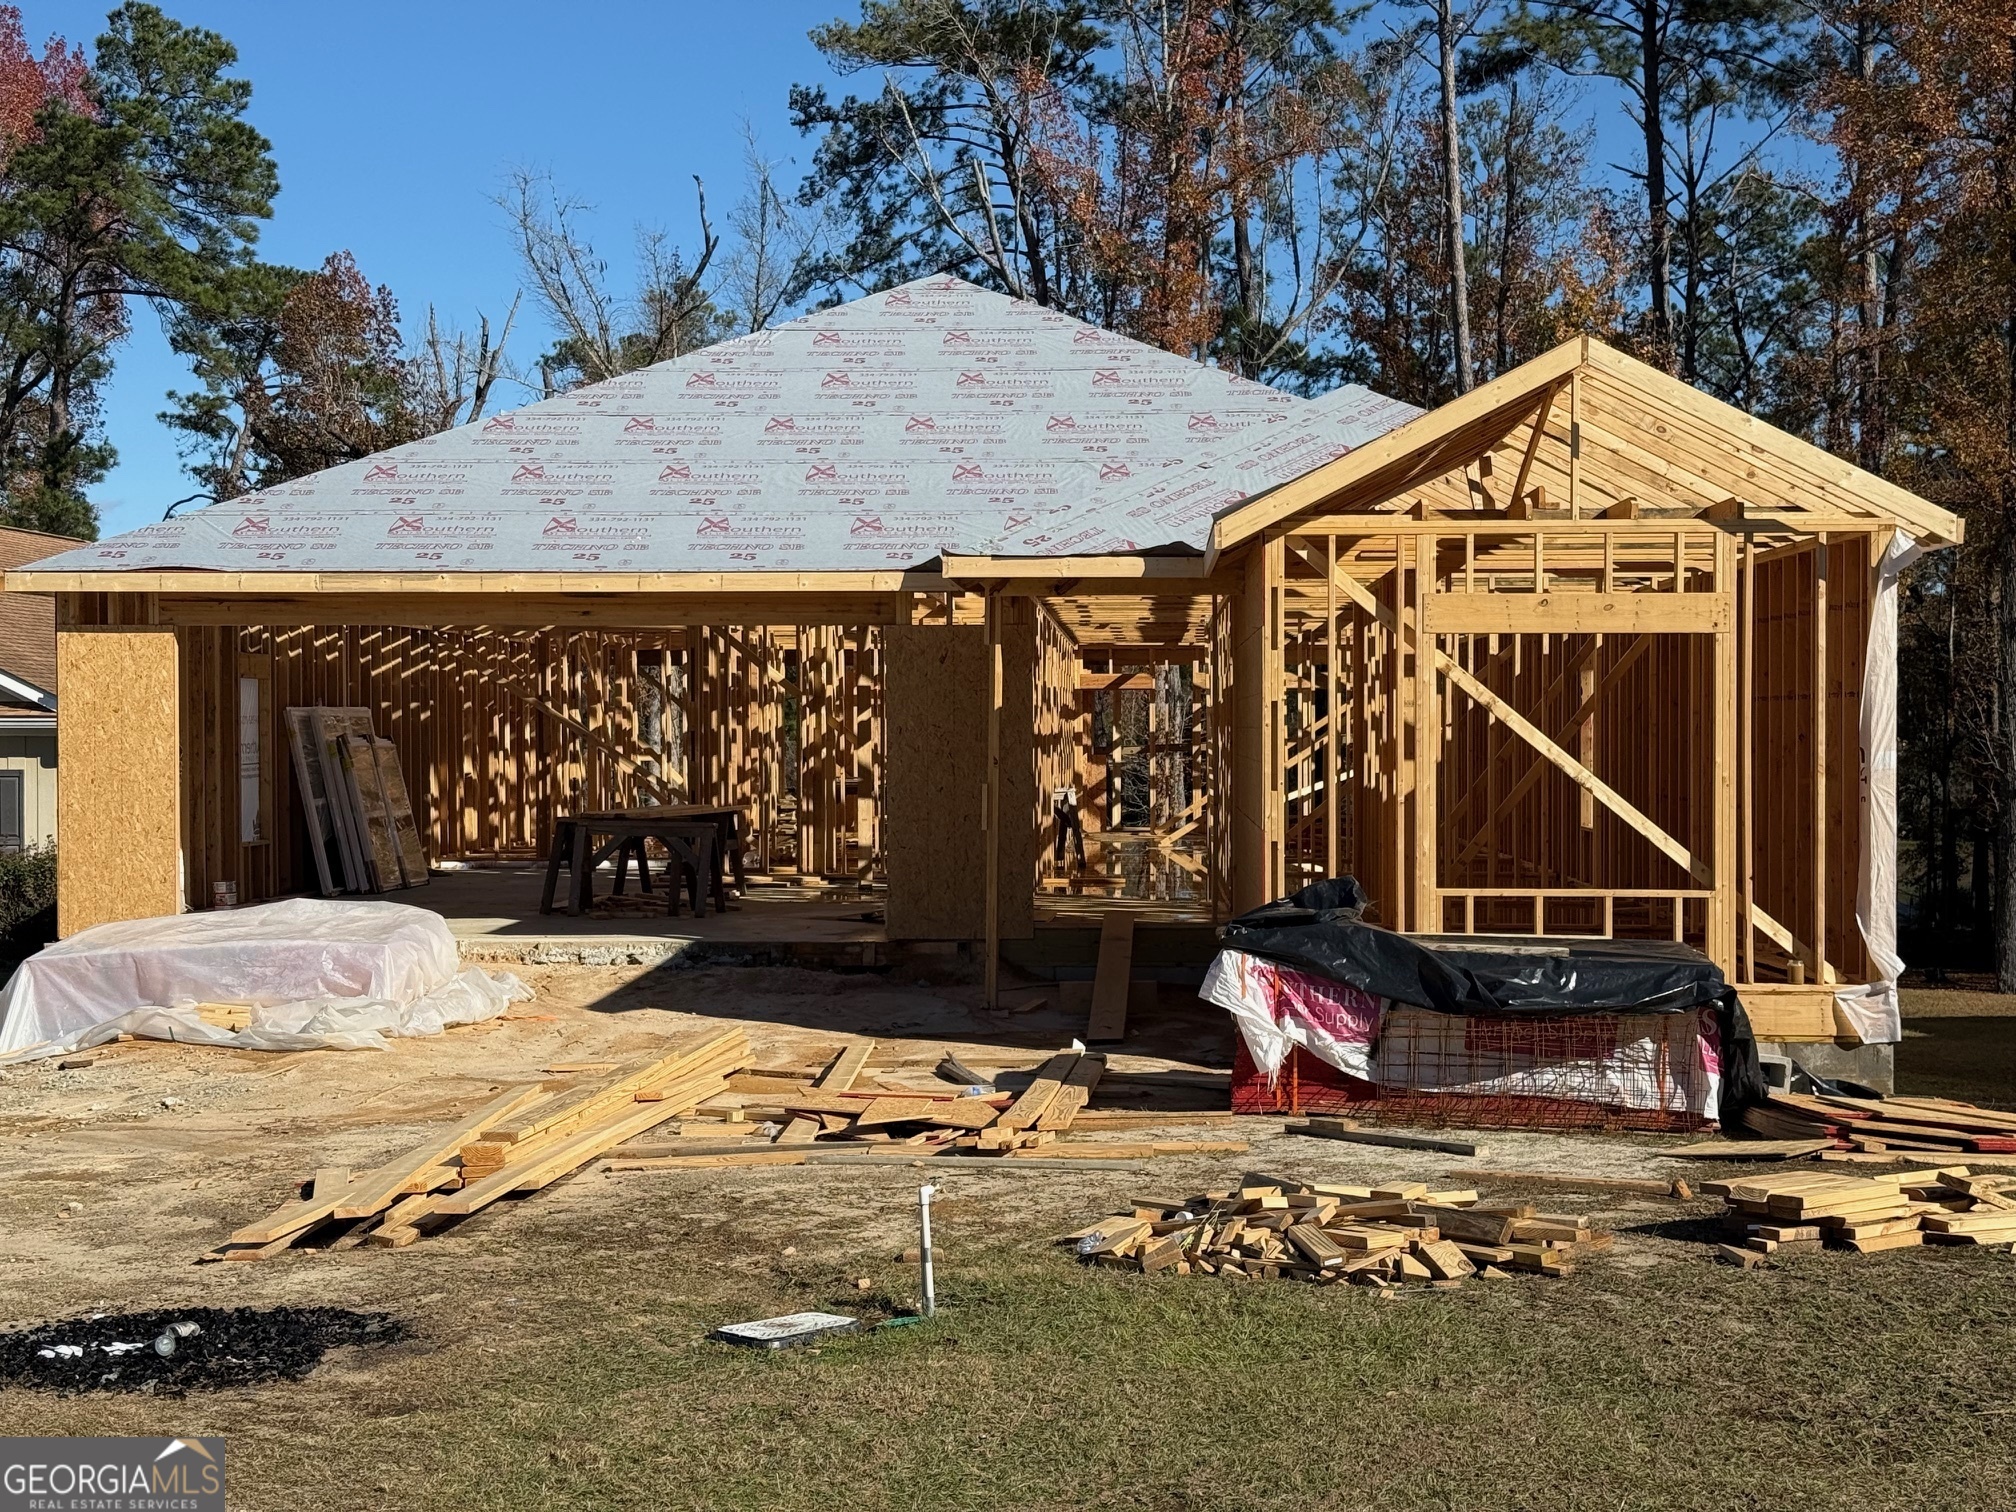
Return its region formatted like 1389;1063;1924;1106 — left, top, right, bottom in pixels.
0;959;1722;1335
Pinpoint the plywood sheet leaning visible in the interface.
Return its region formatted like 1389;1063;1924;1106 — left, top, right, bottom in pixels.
1086;912;1138;1043
306;707;375;891
342;734;405;892
282;707;339;896
56;627;181;935
363;735;429;887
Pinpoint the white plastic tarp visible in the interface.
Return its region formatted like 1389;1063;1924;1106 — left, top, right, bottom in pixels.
0;898;528;1061
1834;530;1924;1046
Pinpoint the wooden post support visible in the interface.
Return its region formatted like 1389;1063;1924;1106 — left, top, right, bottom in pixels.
1413;535;1439;933
57;623;183;935
1812;536;1829;984
1264;534;1286;899
1709;530;1738;974
984;593;1003;1008
1325;535;1339;882
1230;547;1270;914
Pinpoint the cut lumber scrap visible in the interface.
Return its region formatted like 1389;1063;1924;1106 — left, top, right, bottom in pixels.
1284;1119;1484;1156
776;1116;822;1145
919;1097;1001;1131
815;1040;874;1090
1419;1207;1515;1246
849;1097;940;1129
995;1052;1080;1131
1085;912;1137;1043
1665;1139;1834;1160
1036;1053;1107;1132
1285;1224;1347;1267
1920;1209;2016;1235
727;1071;815;1094
1844;1229;1925;1253
308;1167;353;1198
1416;1240;1476;1280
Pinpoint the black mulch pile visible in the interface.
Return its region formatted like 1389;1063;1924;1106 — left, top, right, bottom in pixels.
0;1307;407;1395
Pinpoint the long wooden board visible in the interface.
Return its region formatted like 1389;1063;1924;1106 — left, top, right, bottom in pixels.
226;1084;549;1243
1035;1053;1107;1132
815;1041;874;1090
995;1052;1080;1132
433;1077;732;1216
1085;913;1137;1043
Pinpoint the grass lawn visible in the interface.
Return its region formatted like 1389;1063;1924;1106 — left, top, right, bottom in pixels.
9;1170;2016;1512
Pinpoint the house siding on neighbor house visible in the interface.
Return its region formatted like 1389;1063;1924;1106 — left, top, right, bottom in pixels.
0;526;77;852
0;730;56;848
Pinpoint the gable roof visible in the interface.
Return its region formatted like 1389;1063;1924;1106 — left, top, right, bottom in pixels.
18;276;1414;580
1208;337;1964;557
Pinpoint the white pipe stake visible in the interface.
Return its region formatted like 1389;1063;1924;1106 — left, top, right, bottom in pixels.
918;1183;938;1318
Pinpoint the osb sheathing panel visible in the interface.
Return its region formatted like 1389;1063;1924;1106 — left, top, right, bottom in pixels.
883;624;989;940
57;627;181;935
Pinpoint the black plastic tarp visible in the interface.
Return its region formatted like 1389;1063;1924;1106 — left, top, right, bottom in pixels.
1219;877;1766;1126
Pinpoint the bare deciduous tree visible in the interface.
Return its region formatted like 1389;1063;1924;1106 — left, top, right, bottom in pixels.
500;167;721;391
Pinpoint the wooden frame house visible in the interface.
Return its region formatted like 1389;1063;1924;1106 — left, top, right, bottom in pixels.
2;296;1960;1054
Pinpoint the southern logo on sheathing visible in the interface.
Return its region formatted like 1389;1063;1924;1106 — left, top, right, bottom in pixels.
2;1436;225;1512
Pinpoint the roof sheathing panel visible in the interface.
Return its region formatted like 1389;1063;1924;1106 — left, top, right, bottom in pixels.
26;276;1418;578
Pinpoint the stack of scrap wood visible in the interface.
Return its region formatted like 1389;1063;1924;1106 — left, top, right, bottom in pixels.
204;1028;747;1259
1062;1174;1610;1290
1737;1091;2016;1155
1706;1165;2016;1260
609;1043;1246;1170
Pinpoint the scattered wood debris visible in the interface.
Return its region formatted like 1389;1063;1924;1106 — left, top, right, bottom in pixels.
206;1035;1249;1259
1062;1173;1610;1291
1735;1091;2016;1155
1704;1165;2016;1257
204;1029;748;1259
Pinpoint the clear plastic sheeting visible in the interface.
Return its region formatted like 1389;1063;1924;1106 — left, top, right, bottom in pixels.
0;899;528;1062
1835;529;1924;1047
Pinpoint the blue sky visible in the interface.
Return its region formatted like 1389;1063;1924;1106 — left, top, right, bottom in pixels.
29;0;851;538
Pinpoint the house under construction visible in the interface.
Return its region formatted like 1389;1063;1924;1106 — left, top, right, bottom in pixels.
2;276;1961;1064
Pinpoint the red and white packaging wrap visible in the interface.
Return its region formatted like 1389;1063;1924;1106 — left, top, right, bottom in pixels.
1201;948;1382;1083
1204;946;1723;1119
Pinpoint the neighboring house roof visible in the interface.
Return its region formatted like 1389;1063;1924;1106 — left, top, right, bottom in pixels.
14;276;1416;578
0;527;74;711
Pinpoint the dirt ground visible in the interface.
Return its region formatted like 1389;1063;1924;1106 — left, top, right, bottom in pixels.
5;961;2016;1511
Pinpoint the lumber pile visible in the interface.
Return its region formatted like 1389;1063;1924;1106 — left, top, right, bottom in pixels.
1062;1173;1610;1291
1704;1164;2016;1258
204;1028;747;1259
1736;1090;2016;1155
609;1042;1247;1169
